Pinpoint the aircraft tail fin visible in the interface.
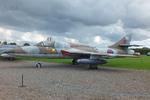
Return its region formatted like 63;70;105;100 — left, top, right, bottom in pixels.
109;35;132;50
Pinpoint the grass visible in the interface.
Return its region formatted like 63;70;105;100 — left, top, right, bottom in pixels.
104;56;150;70
16;56;72;64
16;56;150;70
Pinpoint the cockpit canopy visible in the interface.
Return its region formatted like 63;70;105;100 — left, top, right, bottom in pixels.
36;37;55;47
35;37;70;49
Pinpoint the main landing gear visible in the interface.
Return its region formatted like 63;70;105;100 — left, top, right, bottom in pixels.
72;59;78;65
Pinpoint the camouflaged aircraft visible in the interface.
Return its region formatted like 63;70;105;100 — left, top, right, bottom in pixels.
1;35;139;69
0;45;19;59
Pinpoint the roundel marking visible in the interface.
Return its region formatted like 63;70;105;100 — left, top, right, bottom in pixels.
107;49;114;54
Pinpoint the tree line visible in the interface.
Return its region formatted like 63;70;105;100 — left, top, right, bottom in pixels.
0;41;30;46
133;47;150;55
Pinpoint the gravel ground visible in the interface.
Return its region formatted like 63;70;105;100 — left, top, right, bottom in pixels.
0;60;149;100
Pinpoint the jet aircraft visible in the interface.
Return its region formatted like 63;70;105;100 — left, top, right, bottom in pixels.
0;45;19;59
1;35;139;69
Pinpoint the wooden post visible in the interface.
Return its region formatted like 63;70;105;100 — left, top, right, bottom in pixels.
21;74;23;87
19;74;26;87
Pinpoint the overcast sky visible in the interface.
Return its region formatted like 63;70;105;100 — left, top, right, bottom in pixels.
0;0;150;47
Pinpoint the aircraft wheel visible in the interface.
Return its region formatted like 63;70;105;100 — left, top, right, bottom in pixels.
72;59;78;65
36;63;42;68
88;65;98;69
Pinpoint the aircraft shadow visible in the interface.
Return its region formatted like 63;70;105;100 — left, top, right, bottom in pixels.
36;62;130;73
0;61;130;73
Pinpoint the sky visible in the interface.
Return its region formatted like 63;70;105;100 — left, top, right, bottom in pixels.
0;0;150;47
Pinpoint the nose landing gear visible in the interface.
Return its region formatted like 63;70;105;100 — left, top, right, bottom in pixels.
72;59;78;65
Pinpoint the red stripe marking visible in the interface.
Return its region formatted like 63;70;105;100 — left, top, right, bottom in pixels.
61;50;70;56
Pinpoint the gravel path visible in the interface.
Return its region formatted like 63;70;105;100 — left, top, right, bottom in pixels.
0;60;149;100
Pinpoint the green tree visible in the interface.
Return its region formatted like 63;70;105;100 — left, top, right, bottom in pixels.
2;41;7;45
133;47;150;55
9;42;17;45
24;43;30;46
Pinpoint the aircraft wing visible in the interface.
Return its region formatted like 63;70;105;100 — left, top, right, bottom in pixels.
61;48;135;58
119;44;142;47
107;54;137;58
60;48;107;56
